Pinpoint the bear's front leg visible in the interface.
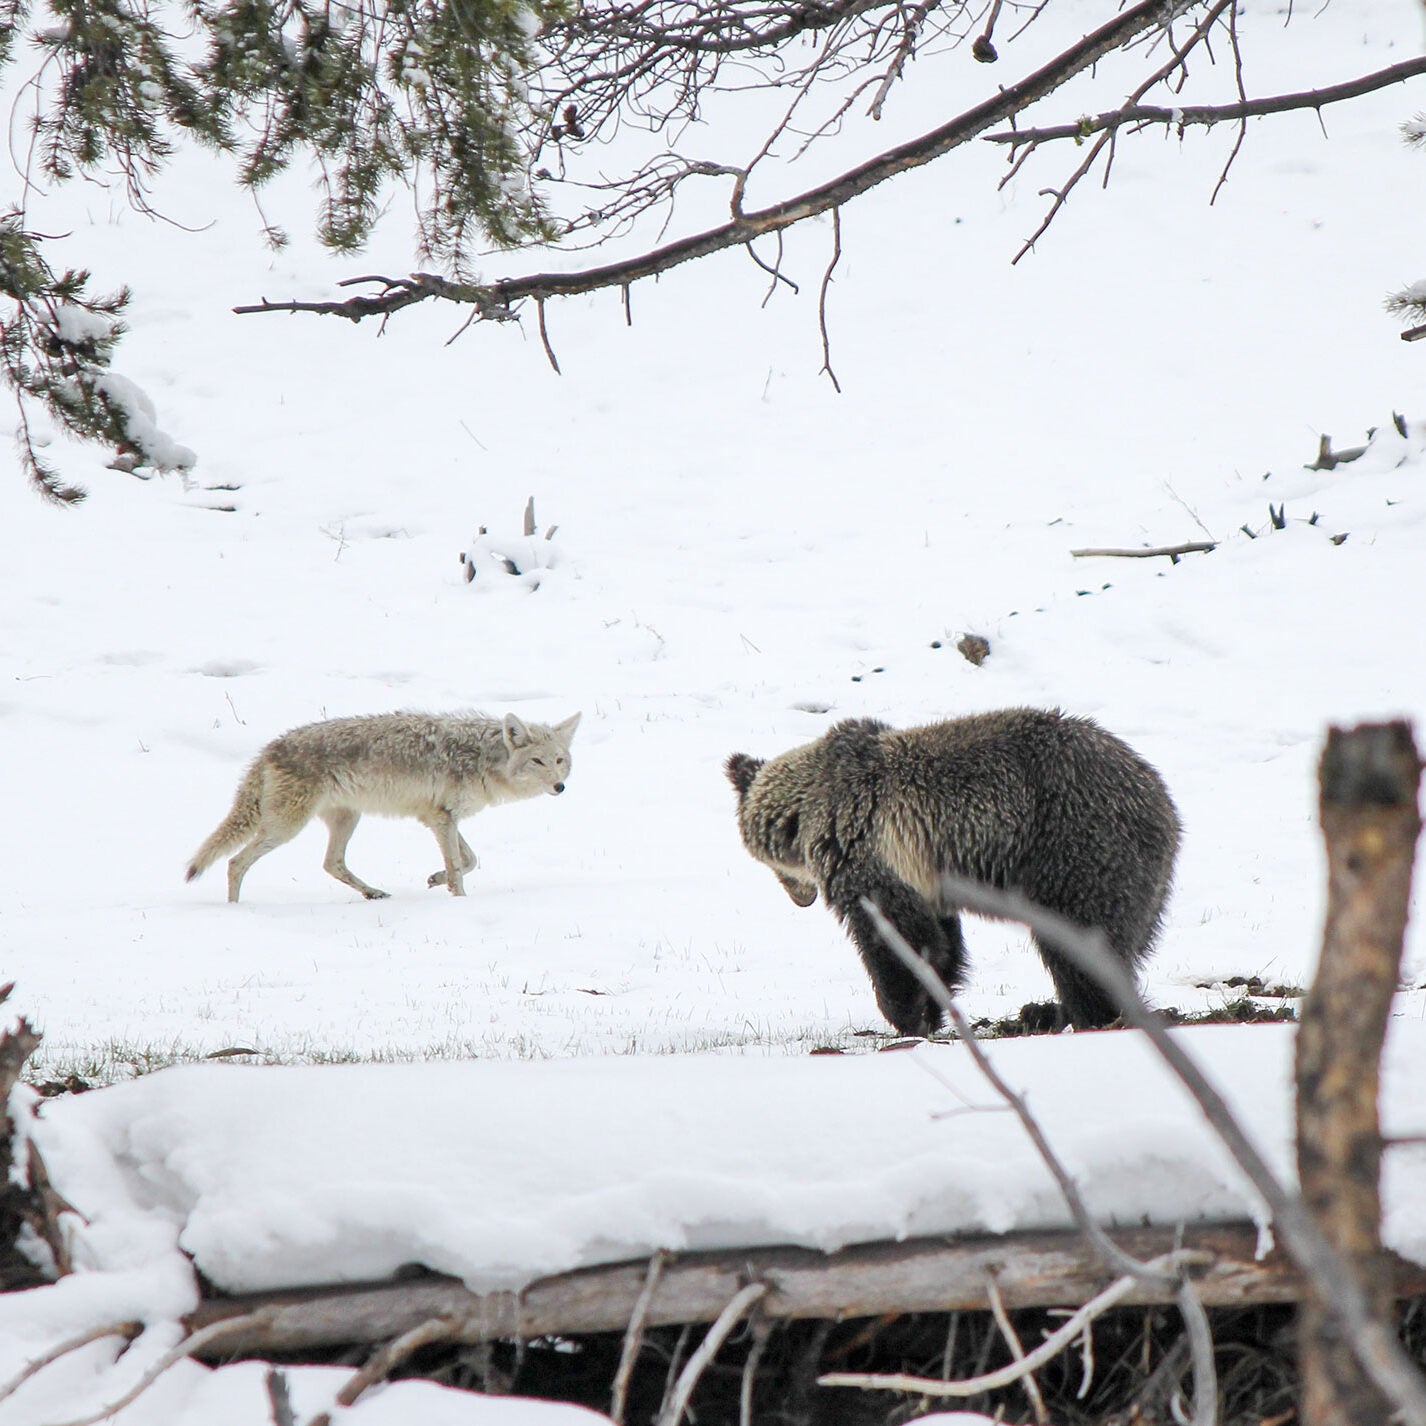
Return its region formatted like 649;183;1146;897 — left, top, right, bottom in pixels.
827;867;967;1037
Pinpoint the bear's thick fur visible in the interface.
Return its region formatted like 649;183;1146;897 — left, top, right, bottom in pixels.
726;708;1180;1035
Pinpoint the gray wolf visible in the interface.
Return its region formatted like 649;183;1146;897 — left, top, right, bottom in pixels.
725;708;1180;1035
187;711;581;902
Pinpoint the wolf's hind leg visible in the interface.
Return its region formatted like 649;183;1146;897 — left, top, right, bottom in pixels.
320;808;389;900
227;817;307;903
428;832;477;890
423;810;468;896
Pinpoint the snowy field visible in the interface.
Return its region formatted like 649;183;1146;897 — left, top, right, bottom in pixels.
2;0;1425;1419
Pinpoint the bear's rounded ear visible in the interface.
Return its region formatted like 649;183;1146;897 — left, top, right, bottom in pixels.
725;753;764;800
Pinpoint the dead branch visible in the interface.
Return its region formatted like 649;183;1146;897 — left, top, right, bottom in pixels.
1296;722;1422;1425
931;872;1426;1426
986;1273;1049;1423
1070;542;1217;560
818;208;843;393
0;1323;142;1408
858;900;1216;1423
184;1222;1405;1358
655;1281;768;1426
862;900;1180;1292
740;1317;772;1426
612;1248;671;1424
44;1312;275;1426
819;1248;1208;1399
234;0;1192;327
266;1369;296;1426
1305;434;1369;471
307;1315;463;1426
985;54;1426;149
1009;0;1234;261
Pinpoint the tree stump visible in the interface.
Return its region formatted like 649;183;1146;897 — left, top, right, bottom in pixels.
1296;721;1422;1425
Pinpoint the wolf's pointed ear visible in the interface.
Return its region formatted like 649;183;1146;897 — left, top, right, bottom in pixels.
725;753;764;801
553;712;581;745
503;713;532;749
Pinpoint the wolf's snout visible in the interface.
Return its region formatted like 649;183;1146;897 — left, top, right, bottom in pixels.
551;782;566;794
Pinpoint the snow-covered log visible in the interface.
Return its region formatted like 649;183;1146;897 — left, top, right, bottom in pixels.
186;1223;1426;1358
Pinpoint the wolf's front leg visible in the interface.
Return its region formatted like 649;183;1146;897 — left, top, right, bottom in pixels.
424;811;469;896
428;832;478;891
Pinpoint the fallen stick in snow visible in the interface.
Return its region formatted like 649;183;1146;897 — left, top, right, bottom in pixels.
1069;542;1217;560
183;1223;1426;1359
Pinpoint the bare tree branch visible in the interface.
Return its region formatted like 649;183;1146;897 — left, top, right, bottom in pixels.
818;207;844;393
986;1272;1049;1423
654;1281;768;1426
819;1247;1206;1398
235;0;1194;325
853;898;1218;1424
986;54;1426;149
307;1315;462;1426
43;1312;275;1426
929;873;1426;1426
0;1323;141;1408
612;1248;671;1425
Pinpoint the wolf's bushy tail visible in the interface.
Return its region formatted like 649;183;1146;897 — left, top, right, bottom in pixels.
186;764;264;882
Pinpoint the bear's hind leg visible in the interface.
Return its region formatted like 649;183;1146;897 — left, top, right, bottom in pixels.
1033;933;1122;1029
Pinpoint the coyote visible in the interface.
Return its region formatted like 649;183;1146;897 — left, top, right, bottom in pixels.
187;711;581;902
726;709;1180;1035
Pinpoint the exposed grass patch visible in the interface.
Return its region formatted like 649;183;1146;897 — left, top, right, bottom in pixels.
23;984;1301;1095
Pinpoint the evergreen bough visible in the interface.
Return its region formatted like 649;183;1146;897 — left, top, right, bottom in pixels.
2;0;564;500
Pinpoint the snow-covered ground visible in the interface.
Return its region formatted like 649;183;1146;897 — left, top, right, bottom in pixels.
2;0;1425;1420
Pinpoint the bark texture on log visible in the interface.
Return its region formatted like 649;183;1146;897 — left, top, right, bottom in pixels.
1297;721;1422;1426
186;1222;1426;1360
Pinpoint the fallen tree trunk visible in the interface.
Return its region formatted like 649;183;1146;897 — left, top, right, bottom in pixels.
187;1222;1426;1359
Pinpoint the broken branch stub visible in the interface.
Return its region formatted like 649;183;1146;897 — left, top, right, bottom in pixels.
1296;721;1423;1426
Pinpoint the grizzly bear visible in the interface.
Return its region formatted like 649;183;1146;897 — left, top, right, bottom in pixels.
725;708;1180;1035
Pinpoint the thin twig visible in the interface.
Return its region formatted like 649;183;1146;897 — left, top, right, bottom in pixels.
1174;1277;1218;1426
740;1317;773;1426
986;1274;1049;1423
0;1323;141;1407
746;235;800;305
1209;1;1248;205
308;1315;462;1426
612;1249;671;1424
818;208;844;392
536;297;562;374
820;1249;1200;1397
44;1312;274;1426
987;53;1426;149
654;1282;768;1426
